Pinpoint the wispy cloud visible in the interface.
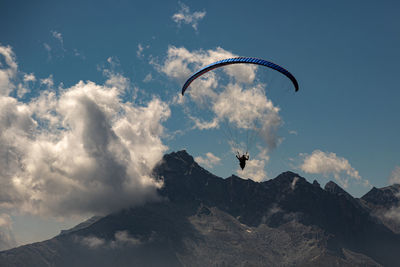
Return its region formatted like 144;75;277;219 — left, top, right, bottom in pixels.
137;44;144;58
172;2;206;31
389;166;400;185
51;30;65;51
143;73;152;83
0;45;17;95
0;213;17;250
78;230;143;249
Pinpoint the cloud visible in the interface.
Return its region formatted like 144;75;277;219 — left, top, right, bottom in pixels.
291;176;299;190
137;44;144;58
0;213;17;251
43;43;52;60
23;73;36;83
0;45;18;96
237;149;270;182
195;152;221;169
157;46;281;152
172;3;206;31
78;230;142;249
40;75;54;88
51;30;65;51
0;45;170;218
389;166;400;185
143;73;152;83
300;150;361;188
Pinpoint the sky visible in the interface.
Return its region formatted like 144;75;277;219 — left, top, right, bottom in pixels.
0;0;399;249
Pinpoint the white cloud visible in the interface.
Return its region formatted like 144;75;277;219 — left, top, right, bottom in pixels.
237;149;270;182
172;3;206;31
300;150;361;188
195;152;221;169
389;166;400;185
0;45;170;218
0;45;18;96
0;213;17;251
188;115;219;130
159;46;256;86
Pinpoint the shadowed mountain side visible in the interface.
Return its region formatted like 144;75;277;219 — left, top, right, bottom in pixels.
0;150;398;266
154;151;400;266
361;184;400;233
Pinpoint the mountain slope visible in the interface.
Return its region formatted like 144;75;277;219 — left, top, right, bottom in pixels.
0;150;398;266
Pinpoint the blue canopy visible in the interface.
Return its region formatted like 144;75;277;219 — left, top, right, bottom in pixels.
181;57;299;95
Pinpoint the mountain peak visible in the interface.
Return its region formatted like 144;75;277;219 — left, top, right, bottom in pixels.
164;149;194;164
324;181;349;196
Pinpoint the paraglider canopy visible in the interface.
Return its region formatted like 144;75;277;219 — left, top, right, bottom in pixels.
181;57;299;95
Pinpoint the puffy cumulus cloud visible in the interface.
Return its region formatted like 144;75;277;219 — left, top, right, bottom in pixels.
0;45;18;96
213;83;282;150
300;150;362;188
0;213;17;250
389;166;400;185
0;46;170;218
237;149;270;182
172;2;206;31
195;152;221;169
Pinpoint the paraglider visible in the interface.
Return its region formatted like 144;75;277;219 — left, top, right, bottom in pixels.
181;57;299;96
181;57;299;170
236;151;249;170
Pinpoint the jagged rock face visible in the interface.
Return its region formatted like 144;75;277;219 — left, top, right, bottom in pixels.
0;150;399;266
360;184;400;234
362;184;400;207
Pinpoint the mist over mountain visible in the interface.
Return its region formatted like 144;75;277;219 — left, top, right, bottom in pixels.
0;150;399;266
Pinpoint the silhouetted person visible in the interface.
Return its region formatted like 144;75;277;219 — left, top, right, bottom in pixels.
236;152;249;170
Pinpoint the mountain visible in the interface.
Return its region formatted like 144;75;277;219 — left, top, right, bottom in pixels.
361;184;400;234
0;150;399;266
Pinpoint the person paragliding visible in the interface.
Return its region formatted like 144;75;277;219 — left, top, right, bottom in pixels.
236;151;249;170
181;57;299;169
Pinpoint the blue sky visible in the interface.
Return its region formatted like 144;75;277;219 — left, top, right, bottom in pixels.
0;0;399;247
